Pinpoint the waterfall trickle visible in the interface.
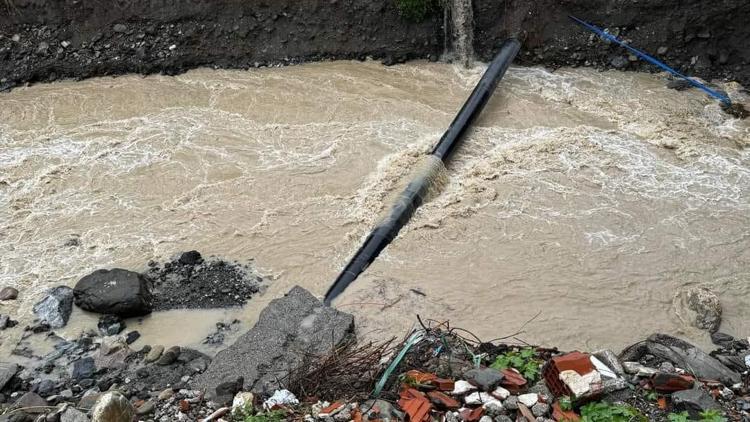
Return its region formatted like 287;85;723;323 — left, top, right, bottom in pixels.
444;0;475;67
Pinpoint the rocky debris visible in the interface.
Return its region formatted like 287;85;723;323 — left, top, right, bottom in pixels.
672;387;722;418
14;391;47;410
33;286;74;328
0;362;19;390
74;269;153;317
97;315;125;336
90;391;135;422
621;333;741;385
60;407;89;422
156;346;180;366
195;286;354;397
202;319;241;346
70;357;96;380
0;314;17;330
674;286;723;333
0;286;19;300
145;252;261;311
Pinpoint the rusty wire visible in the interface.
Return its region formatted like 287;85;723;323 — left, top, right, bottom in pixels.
284;338;396;402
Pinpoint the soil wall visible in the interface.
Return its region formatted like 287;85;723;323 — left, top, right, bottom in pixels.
0;0;747;90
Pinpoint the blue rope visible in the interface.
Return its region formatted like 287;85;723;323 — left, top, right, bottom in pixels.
570;15;732;105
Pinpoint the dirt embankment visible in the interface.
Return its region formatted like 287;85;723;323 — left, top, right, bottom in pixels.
0;0;748;90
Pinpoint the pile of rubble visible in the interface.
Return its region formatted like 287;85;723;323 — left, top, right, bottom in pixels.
1;285;748;422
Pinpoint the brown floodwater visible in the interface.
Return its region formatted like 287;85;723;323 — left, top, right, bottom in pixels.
1;61;749;358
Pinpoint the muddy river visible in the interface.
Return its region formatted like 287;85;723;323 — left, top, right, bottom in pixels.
1;61;749;357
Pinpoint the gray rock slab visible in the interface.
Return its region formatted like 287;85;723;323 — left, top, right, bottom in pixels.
194;286;354;396
645;333;740;385
0;363;19;390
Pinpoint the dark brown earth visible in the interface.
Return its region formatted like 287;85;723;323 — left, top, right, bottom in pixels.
0;0;748;91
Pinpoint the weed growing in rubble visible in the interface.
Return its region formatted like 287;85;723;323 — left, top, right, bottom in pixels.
489;347;543;381
668;410;727;422
231;404;287;422
579;401;647;422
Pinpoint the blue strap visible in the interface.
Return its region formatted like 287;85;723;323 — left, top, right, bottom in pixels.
570;15;732;105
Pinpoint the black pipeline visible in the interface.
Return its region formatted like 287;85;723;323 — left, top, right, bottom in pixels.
323;38;522;306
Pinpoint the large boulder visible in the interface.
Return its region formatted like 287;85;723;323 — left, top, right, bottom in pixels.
674;287;722;333
74;269;153;317
195;286;354;397
33;286;74;328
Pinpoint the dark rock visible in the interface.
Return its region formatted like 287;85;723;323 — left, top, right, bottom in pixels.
113;24;127;33
74;269;152;317
34;379;56;397
464;367;504;391
33;286;74;328
672;387;721;418
14;392;47;411
71;357;96;380
710;332;734;347
79;378;95;389
97;315;125;336
178;250;203;265
610;55;629;69
195;286;354;396
0;363;19;390
125;331;140;344
156;346;180;365
188;358;208;373
0;286;18;301
644;334;740;385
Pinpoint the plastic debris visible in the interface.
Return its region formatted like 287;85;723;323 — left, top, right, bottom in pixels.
263;389;299;410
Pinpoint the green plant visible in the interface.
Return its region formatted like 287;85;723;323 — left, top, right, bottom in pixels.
394;0;439;22
579;401;647;422
698;410;727;422
667;410;727;422
231;403;287;422
489;347;543;381
668;412;691;422
644;390;658;401
559;396;573;411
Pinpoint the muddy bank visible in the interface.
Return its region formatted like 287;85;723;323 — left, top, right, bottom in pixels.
0;0;748;91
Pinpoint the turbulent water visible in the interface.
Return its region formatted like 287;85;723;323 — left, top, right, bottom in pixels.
1;61;749;357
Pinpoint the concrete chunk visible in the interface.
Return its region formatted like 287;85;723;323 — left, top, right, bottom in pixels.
195;286;354;396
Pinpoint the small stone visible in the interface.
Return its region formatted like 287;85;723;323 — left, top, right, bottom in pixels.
33;286;74;328
672;388;721;419
452;380;477;395
98;315;125;336
0;287;18;300
61;41;70;48
188;358;208;373
157;346;180;365
15;392;47;410
11;34;20;42
136;400;155;415
610;56;628;69
91;391;135;421
60;407;88;422
660;361;676;373
623;361;657;376
628;54;638;62
35;379;56;397
77;388;102;410
169;44;177;51
113;24;127;33
478;416;493;422
60;389;73;399
179;251;203;265
518;393;538;407
504;396;518;410
125;331;140;344
231;392;254;411
158;388;174;401
145;345;164;363
532;403;550;417
465;392;494;405
657;46;669;55
492;386;510;400
483;400;504;416
71;357;96;380
495;416;513;422
464;368;504;391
